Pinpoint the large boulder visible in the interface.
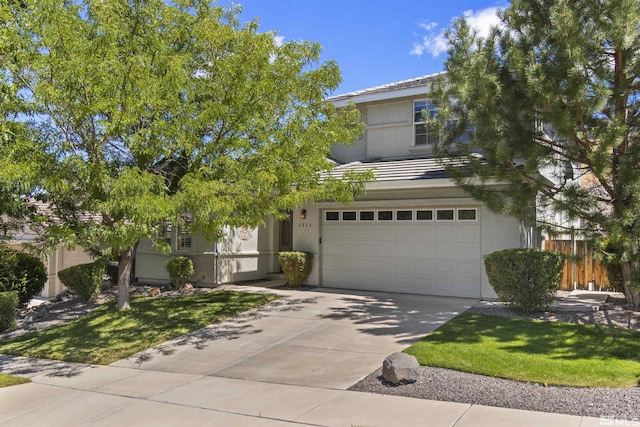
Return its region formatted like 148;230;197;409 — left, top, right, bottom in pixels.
382;352;420;385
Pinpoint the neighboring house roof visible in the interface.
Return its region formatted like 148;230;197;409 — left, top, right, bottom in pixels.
326;156;473;183
327;72;444;107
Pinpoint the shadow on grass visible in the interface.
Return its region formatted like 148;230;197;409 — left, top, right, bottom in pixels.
420;313;640;363
0;291;278;365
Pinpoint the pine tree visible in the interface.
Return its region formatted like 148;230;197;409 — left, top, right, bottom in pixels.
431;0;640;306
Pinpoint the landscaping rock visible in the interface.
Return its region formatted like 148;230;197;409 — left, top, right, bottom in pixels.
382;352;420;385
180;283;193;293
148;287;161;297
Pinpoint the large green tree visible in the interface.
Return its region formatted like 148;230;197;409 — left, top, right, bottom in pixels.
431;0;640;306
0;0;368;309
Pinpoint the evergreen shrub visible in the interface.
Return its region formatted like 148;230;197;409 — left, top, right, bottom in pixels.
0;291;19;331
278;251;313;287
165;256;194;290
484;248;565;314
58;260;105;301
0;250;47;306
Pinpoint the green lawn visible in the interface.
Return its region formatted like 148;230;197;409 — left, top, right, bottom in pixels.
0;374;30;388
0;290;277;365
405;313;640;388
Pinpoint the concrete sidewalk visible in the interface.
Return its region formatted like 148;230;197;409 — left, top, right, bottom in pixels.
0;286;605;426
0;355;601;427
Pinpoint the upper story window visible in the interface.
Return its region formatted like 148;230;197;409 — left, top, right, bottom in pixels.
413;100;438;146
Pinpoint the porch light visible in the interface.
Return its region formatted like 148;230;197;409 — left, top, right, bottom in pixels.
300;209;307;220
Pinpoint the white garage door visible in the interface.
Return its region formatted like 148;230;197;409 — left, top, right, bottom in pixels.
321;207;482;298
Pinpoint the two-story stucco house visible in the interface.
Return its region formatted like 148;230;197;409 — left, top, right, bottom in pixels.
135;73;540;299
289;73;540;299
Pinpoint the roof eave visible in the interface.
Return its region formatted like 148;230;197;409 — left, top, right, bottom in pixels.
330;86;431;108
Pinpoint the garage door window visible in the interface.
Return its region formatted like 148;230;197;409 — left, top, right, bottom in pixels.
377;210;393;221
416;210;433;221
436;209;455;221
324;208;477;223
325;211;340;221
457;209;477;221
342;211;357;221
359;211;375;221
396;210;413;221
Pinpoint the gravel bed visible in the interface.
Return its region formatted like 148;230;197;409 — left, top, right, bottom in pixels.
349;297;640;420
350;366;640;420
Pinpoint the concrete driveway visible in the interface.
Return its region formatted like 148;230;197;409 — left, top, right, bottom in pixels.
111;286;473;389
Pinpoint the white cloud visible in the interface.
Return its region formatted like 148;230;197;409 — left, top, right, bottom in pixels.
410;6;503;58
418;21;439;31
410;43;424;57
410;32;448;57
462;7;503;39
273;35;285;46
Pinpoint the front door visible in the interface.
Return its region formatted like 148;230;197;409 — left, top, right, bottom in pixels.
279;212;293;254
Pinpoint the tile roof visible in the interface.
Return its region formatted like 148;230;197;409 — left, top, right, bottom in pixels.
325;156;470;182
326;72;445;103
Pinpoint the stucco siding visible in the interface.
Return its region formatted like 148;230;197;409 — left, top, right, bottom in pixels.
480;209;522;299
135;222;277;286
331;109;367;164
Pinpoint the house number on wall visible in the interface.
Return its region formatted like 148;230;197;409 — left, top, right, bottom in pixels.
238;227;253;240
298;223;312;228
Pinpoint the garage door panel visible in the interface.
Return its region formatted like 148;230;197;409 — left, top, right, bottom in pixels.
356;228;377;240
395;227;416;241
458;243;481;258
415;227;436;240
436;226;457;241
394;242;417;257
394;258;415;273
376;227;394;240
414;242;436;257
437;242;457;257
457;226;481;242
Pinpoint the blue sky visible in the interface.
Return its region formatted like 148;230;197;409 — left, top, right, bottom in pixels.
229;0;508;95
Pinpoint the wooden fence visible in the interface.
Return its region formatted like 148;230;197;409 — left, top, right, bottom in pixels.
543;240;611;291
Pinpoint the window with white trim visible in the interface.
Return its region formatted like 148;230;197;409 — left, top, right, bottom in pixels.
325;211;340;221
377;210;393;221
436;209;455;221
342;211;357;221
359;211;375;221
396;210;413;221
457;209;477;221
177;224;192;250
414;100;438;146
416;210;433;221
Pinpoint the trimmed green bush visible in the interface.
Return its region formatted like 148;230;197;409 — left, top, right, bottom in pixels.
165;256;194;290
279;251;313;287
0;251;47;306
484;248;565;314
0;291;19;331
58;260;105;301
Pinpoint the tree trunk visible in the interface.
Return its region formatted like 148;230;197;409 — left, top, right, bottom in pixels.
620;261;640;308
117;245;136;310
